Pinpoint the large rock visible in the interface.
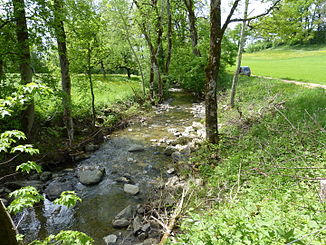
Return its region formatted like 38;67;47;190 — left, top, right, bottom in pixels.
103;234;118;245
77;166;105;185
44;177;77;201
128;145;145;152
124;184;139;195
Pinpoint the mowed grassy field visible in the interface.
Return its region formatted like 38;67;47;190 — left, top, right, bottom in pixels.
239;45;326;85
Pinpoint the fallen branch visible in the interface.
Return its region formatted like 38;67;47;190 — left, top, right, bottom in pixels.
159;187;189;244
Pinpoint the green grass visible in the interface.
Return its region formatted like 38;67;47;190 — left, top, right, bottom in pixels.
237;45;326;85
35;74;142;120
175;77;326;244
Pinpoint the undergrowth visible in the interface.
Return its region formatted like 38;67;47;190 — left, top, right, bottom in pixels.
176;77;326;244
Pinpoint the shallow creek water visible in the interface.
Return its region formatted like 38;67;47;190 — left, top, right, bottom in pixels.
15;91;204;244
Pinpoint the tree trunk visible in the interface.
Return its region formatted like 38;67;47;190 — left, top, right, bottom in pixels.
12;0;34;136
0;59;4;82
54;0;74;145
204;0;222;144
100;60;106;79
149;58;155;102
126;68;131;79
117;7;146;97
87;47;96;128
230;0;249;108
165;0;173;74
0;200;19;245
183;0;201;57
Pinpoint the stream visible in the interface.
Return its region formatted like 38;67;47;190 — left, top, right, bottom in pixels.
13;90;205;244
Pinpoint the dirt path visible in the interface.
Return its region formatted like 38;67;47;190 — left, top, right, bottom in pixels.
253;75;326;90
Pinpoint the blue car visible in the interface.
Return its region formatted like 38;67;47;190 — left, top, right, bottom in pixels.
239;66;251;76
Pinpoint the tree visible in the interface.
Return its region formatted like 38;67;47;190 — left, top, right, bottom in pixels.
133;0;164;103
230;0;249;108
12;0;34;136
183;0;201;57
205;0;282;143
53;0;74;145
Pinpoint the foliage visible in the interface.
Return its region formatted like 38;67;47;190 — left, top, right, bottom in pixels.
29;230;94;245
175;77;326;244
16;161;42;174
7;186;44;215
53;191;82;208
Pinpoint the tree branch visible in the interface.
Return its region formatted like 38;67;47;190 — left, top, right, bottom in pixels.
221;0;241;35
230;0;282;23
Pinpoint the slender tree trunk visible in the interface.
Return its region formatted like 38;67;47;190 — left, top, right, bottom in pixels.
87;47;96;127
126;68;131;79
205;0;222;144
0;59;4;82
54;0;74;145
230;0;249;108
165;0;173;74
117;8;146;97
149;58;155;102
12;0;34;136
100;60;106;79
183;0;201;57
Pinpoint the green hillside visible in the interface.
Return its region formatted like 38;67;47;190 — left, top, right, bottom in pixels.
239;45;326;85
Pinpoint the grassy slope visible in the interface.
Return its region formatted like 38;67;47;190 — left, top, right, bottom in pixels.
239;45;326;85
176;77;326;244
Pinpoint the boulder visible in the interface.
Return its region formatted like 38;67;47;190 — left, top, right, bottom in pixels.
44;177;76;200
103;234;118;245
77;166;105;185
128;145;145;152
133;216;142;235
124;184;139;195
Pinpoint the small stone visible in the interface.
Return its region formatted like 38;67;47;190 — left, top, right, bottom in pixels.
166;168;175;175
143;238;158;245
141;223;151;232
124;184;139;195
137;206;145;215
103;234;118;245
116;177;132;184
133;216;142;234
128;145;145;152
137;232;148;241
112;219;130;228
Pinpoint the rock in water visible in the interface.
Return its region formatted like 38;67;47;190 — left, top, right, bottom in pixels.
103;234;118;245
112;218;130;228
77;166;105;185
124;184;139;195
128;145;145;152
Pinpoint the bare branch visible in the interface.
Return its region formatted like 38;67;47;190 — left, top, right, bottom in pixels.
230;0;282;23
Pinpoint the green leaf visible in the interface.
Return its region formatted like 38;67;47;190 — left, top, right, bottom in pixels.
53;191;82;208
16;161;42;174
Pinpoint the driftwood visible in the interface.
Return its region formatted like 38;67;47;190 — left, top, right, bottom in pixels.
159;187;188;244
0;200;19;245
